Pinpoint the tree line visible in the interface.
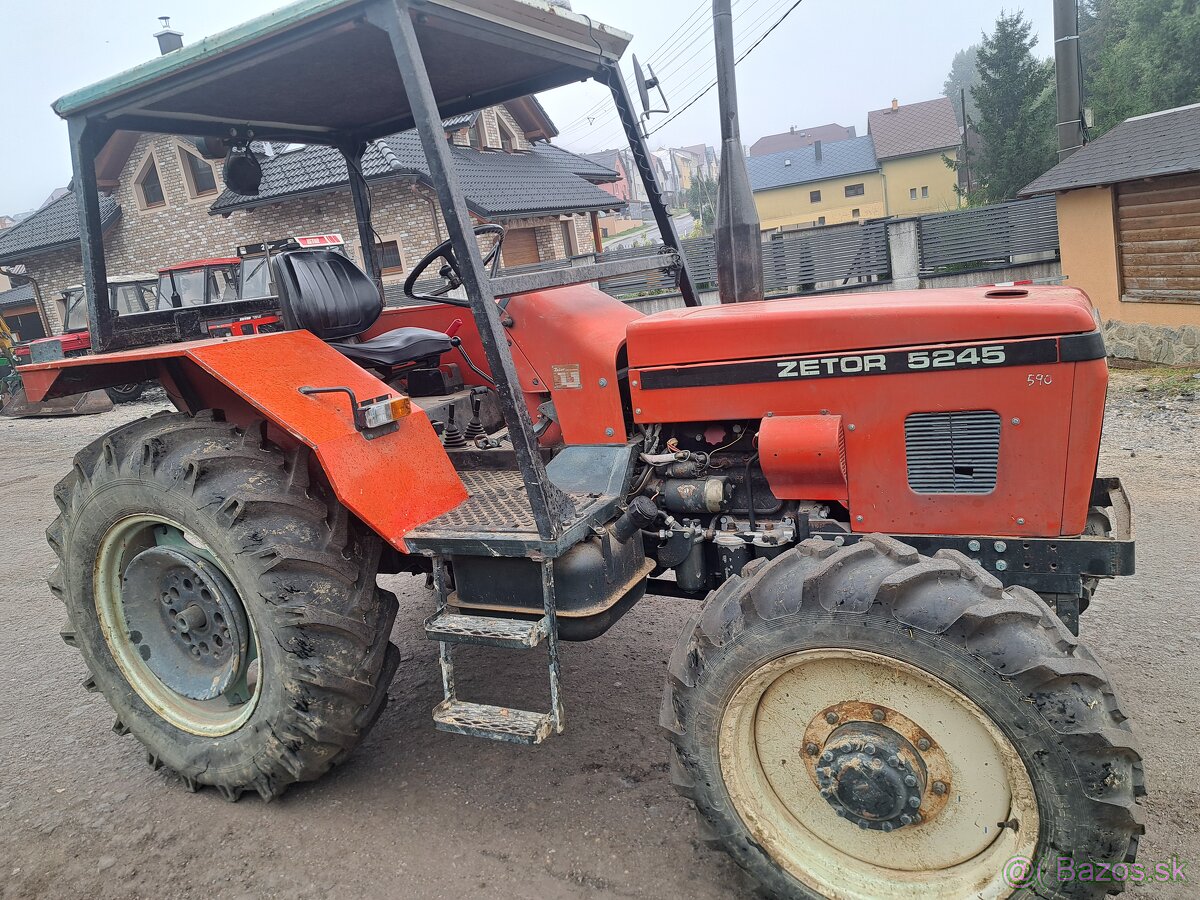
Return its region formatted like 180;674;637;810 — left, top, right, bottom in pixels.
943;0;1200;203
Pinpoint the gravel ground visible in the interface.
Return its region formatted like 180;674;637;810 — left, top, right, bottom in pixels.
1;373;1197;899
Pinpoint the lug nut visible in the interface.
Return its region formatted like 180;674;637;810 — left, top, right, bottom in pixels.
881;822;894;833
917;738;931;752
888;756;899;768
904;775;917;787
863;744;875;756
908;796;921;809
821;752;834;763
900;814;912;826
825;712;839;725
932;781;947;796
857;820;869;829
871;708;885;722
805;742;819;756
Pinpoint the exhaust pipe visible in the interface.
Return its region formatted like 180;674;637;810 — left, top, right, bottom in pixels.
712;0;763;303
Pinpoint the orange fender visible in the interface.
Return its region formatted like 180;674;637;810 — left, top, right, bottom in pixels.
20;331;467;551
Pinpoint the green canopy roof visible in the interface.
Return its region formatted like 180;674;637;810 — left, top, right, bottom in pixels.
54;0;630;145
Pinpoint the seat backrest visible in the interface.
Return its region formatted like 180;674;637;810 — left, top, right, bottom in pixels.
270;250;382;341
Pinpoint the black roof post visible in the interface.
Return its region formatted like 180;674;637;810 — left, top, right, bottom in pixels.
602;62;700;308
371;0;576;540
712;0;763;304
68;116;115;352
339;141;383;293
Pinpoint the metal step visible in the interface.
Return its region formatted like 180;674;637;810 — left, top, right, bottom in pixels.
425;611;548;649
433;699;553;745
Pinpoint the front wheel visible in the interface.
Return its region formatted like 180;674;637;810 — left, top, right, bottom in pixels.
49;411;400;801
661;536;1144;899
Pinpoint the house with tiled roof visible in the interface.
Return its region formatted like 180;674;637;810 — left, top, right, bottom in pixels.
748;136;884;232
749;123;857;158
0;100;623;329
868;97;961;215
1021;103;1200;366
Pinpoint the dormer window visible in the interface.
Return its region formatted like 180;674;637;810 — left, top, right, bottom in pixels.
498;119;518;153
179;146;218;198
468;122;485;150
135;154;166;209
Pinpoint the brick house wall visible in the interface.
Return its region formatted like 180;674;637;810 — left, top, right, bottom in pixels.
23;121;598;333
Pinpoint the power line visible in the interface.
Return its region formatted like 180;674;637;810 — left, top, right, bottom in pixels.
578;0;798;153
649;0;807;138
570;0;791;150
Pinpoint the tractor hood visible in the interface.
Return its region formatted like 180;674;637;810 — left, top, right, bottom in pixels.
626;286;1099;368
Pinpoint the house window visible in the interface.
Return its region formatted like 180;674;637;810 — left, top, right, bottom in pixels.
373;239;405;275
817;216;827;226
910;188;919;201
845;183;865;198
468;122;485;150
498;119;520;153
922;186;930;199
178;147;218;198
810;190;822;203
852;209;861;219
136;154;166;209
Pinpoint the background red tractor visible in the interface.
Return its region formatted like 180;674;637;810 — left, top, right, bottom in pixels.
19;1;1142;897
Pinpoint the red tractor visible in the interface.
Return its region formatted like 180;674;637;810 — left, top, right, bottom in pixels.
22;2;1142;897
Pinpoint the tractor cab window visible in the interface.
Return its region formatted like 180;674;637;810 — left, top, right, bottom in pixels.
61;288;88;332
209;265;239;302
239;256;272;299
112;283;154;317
156;269;206;309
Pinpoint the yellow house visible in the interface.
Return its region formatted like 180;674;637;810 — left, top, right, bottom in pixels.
868;98;962;216
748;137;886;233
1021;103;1200;366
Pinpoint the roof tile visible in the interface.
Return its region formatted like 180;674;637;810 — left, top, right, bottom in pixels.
868;97;960;160
0;193;120;264
747;136;879;192
1022;103;1200;195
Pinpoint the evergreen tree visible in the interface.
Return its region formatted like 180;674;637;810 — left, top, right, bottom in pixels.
972;11;1057;201
943;44;982;127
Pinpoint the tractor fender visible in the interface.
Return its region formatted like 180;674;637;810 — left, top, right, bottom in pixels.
20;331;467;551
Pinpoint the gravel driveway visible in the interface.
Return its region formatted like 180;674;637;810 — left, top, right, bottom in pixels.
1;372;1196;899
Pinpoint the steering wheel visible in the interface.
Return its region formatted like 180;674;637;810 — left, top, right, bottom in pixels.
403;224;506;305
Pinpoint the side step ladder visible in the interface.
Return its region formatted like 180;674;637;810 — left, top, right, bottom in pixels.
424;557;564;745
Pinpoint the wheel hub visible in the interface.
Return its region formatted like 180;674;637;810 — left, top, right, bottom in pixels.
120;544;248;700
816;722;927;831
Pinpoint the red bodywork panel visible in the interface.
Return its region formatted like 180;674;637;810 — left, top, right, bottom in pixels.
365;285;638;444
159;257;241;272
627;287;1106;539
757;415;849;503
20;331;466;551
15;330;92;361
628;287;1099;367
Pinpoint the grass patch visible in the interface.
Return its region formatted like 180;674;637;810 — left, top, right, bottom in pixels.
1127;367;1200;398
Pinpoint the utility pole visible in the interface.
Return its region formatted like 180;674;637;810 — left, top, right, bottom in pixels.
712;0;763;303
1053;0;1086;160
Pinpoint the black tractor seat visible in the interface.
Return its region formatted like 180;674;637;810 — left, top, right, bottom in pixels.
270;249;452;369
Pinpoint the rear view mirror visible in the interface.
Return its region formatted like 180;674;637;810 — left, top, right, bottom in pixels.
633;54;669;123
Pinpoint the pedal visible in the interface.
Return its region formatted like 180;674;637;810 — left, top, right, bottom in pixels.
424;611;548;649
433;699;553;745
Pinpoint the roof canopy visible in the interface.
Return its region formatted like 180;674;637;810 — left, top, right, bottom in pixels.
54;0;630;145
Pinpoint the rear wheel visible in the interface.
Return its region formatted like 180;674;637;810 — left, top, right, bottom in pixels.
662;536;1144;899
49;411;400;800
105;382;145;404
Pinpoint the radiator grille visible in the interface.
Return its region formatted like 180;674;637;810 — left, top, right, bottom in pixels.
905;411;1001;495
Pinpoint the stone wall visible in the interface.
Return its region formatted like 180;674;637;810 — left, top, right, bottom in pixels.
1103;319;1200;367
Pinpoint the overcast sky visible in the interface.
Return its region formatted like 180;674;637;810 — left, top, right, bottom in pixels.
0;0;1055;216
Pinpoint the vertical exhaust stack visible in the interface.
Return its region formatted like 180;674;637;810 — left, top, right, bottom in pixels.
712;0;763;304
1054;0;1086;160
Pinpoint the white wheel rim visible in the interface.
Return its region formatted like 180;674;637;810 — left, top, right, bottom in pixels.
719;649;1039;899
95;514;262;737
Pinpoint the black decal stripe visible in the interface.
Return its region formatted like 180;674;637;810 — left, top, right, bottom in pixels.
639;338;1067;391
1059;330;1106;362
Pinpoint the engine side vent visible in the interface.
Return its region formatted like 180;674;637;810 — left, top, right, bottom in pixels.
905;411;1001;495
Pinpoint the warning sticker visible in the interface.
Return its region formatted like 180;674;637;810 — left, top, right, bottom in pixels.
551;364;583;390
